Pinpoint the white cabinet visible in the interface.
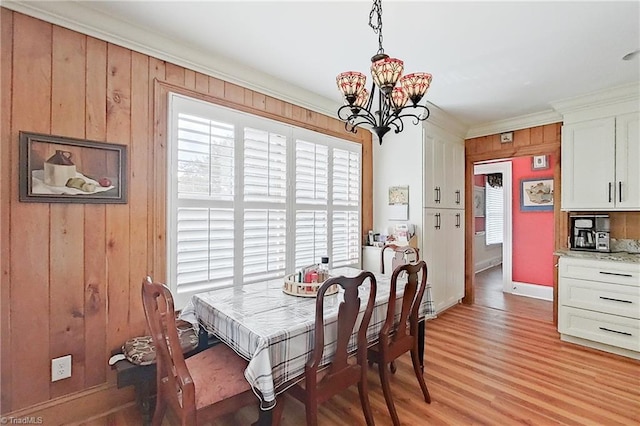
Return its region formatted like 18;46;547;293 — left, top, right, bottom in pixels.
423;209;465;313
558;257;640;359
423;124;465;209
561;112;640;210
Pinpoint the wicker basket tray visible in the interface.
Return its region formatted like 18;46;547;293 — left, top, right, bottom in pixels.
282;273;338;297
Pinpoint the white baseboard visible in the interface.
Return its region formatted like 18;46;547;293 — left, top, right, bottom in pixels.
475;258;503;273
511;281;553;301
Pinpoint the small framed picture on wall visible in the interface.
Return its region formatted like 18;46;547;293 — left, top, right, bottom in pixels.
531;155;549;170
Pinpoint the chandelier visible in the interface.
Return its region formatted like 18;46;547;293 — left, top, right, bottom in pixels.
336;0;432;145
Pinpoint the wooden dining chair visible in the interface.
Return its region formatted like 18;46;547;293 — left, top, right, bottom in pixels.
367;261;430;426
287;272;377;426
380;244;419;275
141;277;258;426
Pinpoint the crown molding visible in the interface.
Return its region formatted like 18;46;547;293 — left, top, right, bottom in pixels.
425;102;469;140
465;110;562;139
550;82;640;123
2;0;340;118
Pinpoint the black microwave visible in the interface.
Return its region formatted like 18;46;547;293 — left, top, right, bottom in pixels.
569;214;610;252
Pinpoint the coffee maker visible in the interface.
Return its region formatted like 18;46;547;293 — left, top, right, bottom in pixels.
569;214;610;252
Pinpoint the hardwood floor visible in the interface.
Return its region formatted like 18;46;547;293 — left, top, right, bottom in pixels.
80;277;639;425
475;265;554;323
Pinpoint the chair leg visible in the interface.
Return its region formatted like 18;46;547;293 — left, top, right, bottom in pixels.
305;398;318;426
358;372;375;426
378;361;400;426
150;396;166;426
410;345;431;403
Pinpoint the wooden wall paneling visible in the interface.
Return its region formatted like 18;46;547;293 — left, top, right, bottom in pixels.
514;128;531;147
0;7;13;413
151;78;168;285
223;81;245;105
9;12;53;411
105;44;132;354
207;76;225;98
184;68;196;90
84;36;108;388
128;51;150;337
194;72;208;95
164;62;185;86
49;25;87;398
148;59;166;283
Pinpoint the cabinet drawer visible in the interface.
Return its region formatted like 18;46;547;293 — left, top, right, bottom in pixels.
559;258;640;286
559;306;640;352
559;278;640;319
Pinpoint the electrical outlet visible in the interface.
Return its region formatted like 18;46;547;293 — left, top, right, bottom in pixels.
51;355;72;382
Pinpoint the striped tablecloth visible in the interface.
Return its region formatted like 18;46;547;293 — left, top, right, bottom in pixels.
179;266;434;409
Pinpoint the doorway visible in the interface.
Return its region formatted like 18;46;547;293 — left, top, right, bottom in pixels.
471;157;554;322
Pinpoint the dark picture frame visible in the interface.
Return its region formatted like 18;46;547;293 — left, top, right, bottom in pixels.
520;178;553;211
19;131;127;204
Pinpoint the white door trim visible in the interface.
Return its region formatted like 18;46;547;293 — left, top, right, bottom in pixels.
474;161;513;293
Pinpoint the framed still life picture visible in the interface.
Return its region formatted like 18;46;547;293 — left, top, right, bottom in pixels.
19;131;127;204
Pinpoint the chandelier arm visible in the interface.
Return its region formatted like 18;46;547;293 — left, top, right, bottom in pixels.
392;105;431;124
337;104;378;128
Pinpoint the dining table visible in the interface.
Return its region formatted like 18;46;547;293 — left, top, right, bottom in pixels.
179;266;435;418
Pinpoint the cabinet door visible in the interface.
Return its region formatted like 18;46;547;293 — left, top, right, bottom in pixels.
423;209;465;313
615;112;640;209
561;118;616;210
445;210;465;302
447;141;465;209
423;210;446;311
423;132;446;208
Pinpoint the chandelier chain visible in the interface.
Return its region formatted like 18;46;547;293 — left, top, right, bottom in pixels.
368;0;384;55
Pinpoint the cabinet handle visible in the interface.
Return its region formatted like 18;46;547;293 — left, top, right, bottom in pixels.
599;296;632;304
599;271;633;278
434;187;439;203
608;182;613;203
436;187;441;203
455;213;460;228
599;327;632;337
618;181;622;203
434;213;441;230
455;190;460;205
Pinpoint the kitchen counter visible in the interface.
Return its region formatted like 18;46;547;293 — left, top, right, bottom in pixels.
554;249;640;264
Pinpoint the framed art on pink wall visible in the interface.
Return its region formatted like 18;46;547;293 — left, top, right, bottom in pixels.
520;178;553;211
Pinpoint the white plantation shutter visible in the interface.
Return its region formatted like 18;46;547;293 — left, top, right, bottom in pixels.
168;94;362;308
295;210;328;268
243;209;287;281
485;182;504;245
295;140;328;204
332;211;360;266
244;127;287;203
332;149;360;266
176;113;234;200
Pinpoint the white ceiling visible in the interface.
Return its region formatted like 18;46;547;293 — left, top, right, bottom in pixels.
8;1;640;132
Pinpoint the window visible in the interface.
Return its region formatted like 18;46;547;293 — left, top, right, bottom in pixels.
168;94;361;307
485;180;504;245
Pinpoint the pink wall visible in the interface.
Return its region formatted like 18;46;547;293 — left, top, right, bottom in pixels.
511;155;555;287
474;174;486;232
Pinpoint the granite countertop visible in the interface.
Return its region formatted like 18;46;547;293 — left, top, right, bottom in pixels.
554;249;640;264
